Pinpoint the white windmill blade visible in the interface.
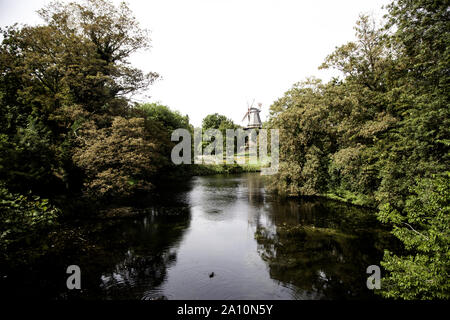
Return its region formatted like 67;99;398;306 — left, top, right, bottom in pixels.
242;100;251;122
241;110;250;122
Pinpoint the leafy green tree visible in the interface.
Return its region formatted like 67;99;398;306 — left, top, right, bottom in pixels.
138;103;192;133
134;103;196;179
202;113;237;131
373;0;450;299
36;0;158;113
268;15;396;202
0;183;60;256
375;0;450;209
0;0;159;196
0;117;57;193
201;113;238;152
268;1;449;300
72;117;166;199
320;14;391;92
378;173;450;299
268;78;333;196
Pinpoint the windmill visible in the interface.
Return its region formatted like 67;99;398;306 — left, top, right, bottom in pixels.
241;99;262;130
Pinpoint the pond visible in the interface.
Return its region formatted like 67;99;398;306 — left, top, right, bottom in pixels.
0;173;395;300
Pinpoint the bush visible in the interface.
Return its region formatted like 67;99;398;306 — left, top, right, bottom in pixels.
73;116;167;200
0;184;60;255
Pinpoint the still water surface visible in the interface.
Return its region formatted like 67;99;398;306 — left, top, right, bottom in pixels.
2;173;393;300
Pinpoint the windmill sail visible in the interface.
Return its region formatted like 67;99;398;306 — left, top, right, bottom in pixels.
241;108;250;122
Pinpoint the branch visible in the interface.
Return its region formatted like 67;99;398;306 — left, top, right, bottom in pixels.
401;222;429;240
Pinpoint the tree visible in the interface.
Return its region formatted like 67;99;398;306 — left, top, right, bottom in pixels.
375;0;450;209
36;0;159;113
72;117;166;199
378;173;450;299
320;14;391;92
373;0;450;299
268;1;449;299
201;113;238;153
269;15;397;202
268;78;333;196
0;0;160;196
202;113;236;131
138;103;192;133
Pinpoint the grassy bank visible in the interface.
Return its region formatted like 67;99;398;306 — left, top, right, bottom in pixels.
320;190;376;208
189;163;262;176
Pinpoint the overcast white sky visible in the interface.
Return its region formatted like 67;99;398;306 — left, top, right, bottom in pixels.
0;0;390;127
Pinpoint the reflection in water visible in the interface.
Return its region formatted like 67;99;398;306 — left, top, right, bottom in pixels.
0;173;394;300
94;211;190;300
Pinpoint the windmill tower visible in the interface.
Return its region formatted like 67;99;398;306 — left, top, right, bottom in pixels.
242;100;262;130
240;100;262;154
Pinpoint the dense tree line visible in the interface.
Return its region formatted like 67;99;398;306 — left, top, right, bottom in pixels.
268;0;449;299
0;0;191;256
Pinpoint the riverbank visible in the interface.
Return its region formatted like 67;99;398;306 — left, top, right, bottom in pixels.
189;163;262;175
320;191;376;209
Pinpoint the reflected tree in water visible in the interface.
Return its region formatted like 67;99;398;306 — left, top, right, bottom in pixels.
254;199;396;299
